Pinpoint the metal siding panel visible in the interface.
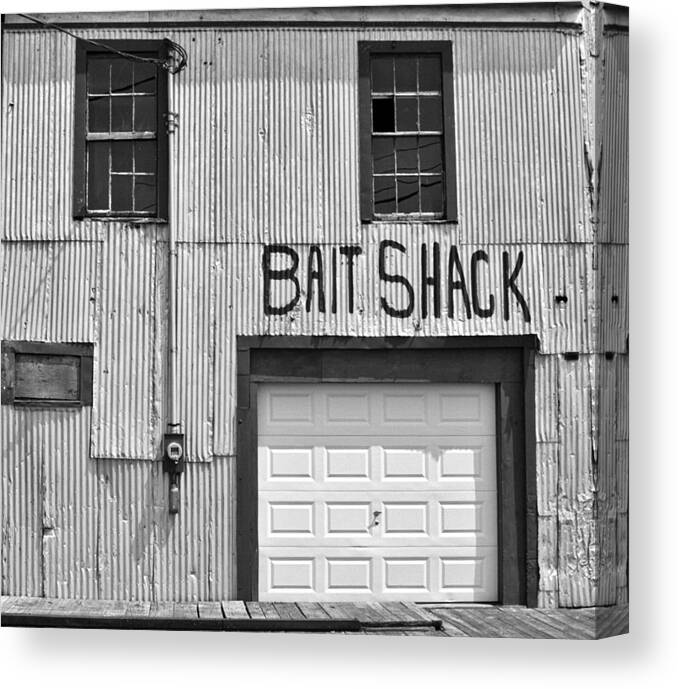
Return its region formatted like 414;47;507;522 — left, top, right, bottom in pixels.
92;229;158;460
535;354;558;442
1;241;98;342
537;514;558;596
557;355;596;607
1;407;43;596
599;244;628;353
600;33;628;245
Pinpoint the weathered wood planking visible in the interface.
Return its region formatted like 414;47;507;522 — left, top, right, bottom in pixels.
198;601;224;619
222;601;249;619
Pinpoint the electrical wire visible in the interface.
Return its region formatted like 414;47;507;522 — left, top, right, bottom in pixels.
18;13;187;74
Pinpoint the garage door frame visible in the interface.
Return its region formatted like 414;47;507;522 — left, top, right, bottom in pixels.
236;335;538;606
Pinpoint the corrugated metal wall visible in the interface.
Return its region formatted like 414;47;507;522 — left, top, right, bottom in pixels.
1;20;627;604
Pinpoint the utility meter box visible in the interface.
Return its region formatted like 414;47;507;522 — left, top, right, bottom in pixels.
163;433;185;474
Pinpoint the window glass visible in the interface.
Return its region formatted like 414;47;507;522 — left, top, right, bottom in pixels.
80;47;162;217
368;50;448;217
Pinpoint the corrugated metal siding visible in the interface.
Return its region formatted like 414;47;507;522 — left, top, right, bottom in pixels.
599;243;628;353
1;241;98;341
91;229;161;460
599;33;628;245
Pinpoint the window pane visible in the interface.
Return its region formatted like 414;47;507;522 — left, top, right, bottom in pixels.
374;175;396;214
111;174;133;212
134;96;156;132
88;96;109;132
419;136;443;172
134;62;157;94
419;96;442;131
371;56;393;93
397;176;419;213
134;140;157;173
87;141;109;210
420;175;444;214
372;97;395;132
111;96;133;131
87;59;109;94
395;97;418;132
134;177;157;213
394;55;417;92
372;137;395;175
395;136;418;174
111;59;134;93
418;56;442;92
419;136;443;174
111;141;133;172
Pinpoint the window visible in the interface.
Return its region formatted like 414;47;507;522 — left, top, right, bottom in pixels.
73;40;168;220
1;342;94;407
359;42;457;222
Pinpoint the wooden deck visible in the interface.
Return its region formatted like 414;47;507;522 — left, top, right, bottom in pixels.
0;597;628;638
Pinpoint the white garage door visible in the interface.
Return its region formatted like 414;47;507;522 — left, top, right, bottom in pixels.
257;383;498;602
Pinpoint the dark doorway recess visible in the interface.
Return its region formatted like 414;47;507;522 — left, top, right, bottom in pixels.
236;335;538;606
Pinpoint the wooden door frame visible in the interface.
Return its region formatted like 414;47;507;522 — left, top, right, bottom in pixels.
235;335;538;606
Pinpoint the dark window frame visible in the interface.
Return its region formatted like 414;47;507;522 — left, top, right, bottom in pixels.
73;39;169;221
235;335;538;606
1;341;94;408
359;41;458;223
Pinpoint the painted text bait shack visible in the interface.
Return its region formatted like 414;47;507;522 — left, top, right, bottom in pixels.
0;2;628;637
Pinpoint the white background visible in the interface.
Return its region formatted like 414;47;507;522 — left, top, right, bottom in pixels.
1;0;675;686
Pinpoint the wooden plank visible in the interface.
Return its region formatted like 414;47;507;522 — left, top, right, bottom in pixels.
432;609;487;637
377;601;419;623
0;597;24;613
349;602;386;625
365;602;395;624
148;601;175;618
272;603;305;620
296;602;330;620
318;602;354;620
173;603;199;620
197;601;223;620
244;601;267;619
125;601;151;617
222;601;250;619
259;602;281;619
446;608;517;638
402;602;442;625
504;609;573;639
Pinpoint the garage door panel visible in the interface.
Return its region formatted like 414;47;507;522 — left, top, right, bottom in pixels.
259;438;496;491
259;383;495;436
259;491;497;547
258;548;498;602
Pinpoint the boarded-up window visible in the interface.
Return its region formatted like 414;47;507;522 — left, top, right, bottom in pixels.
359;42;457;222
2;342;93;407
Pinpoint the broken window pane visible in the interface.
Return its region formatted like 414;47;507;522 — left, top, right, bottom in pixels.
374;175;397;214
372;97;395;132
